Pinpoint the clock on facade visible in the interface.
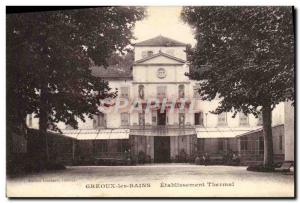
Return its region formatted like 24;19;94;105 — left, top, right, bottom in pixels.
157;68;166;79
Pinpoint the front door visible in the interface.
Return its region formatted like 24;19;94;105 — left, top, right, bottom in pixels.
154;136;170;163
157;110;166;125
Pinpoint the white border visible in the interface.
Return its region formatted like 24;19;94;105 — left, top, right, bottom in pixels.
1;1;298;202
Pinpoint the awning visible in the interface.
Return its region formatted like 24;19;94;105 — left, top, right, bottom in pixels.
77;129;98;140
196;127;262;139
236;124;284;137
61;129;130;140
96;129;130;140
130;126;196;136
60;129;80;139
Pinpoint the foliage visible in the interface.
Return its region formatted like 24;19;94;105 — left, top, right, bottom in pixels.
181;6;294;167
181;7;294;116
7;7;146;131
107;50;134;68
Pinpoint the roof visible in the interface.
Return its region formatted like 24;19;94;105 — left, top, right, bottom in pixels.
30;128;77;140
135;35;186;47
61;129;130;140
195;127;262;139
90;65;132;79
236;124;284;137
134;51;186;64
90;53;134;79
130;126;196;136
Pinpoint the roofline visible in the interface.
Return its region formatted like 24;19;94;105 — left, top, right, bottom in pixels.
133;63;184;66
134;35;187;46
99;76;133;80
134;51;186;64
132;81;190;84
236;124;284;137
134;44;187;47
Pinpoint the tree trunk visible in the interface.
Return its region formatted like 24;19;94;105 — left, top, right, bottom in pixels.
262;104;274;168
7;115;26;168
39;81;49;161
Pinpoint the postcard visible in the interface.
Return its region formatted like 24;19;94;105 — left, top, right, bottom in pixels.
6;6;295;198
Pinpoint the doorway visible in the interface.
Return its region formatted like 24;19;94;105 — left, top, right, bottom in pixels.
154;136;170;163
157;110;166;125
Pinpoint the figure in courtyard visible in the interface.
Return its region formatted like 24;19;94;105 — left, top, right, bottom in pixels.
232;153;240;165
203;152;210;166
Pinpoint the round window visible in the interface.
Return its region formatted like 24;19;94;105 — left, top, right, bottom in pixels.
157;68;166;79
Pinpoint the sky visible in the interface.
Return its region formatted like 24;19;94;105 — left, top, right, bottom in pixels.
133;6;196;46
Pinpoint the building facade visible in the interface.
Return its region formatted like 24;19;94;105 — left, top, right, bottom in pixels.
26;36;286;165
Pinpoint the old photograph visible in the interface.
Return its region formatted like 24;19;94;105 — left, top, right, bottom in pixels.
6;6;295;198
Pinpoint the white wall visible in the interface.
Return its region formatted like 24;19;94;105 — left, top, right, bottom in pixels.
25;41;286;131
284;101;294;161
26;81;285;130
133;65;189;83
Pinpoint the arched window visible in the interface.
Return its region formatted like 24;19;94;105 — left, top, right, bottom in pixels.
138;85;144;99
178;84;185;98
179;113;185;126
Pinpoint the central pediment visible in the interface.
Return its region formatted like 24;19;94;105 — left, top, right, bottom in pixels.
134;52;185;65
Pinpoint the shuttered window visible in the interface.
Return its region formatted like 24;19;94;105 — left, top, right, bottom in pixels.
195;112;204;126
93;113;106;128
120;87;129;98
152;111;157;125
121;113;130;126
218;112;227;126
157;86;167;98
139;111;145;126
239;112;249;126
193;84;201;98
257;114;263;126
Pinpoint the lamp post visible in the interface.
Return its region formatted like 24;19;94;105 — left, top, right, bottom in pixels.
205;113;208;127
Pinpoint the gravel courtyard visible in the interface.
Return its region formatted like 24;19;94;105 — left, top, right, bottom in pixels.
7;164;294;197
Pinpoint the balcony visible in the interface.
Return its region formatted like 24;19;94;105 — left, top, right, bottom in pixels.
130;125;196;136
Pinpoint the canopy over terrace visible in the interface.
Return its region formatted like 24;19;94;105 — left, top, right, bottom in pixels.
195;126;263;158
233;124;285;163
195;127;262;139
58;129;130;162
60;129;130;140
130;125;196;136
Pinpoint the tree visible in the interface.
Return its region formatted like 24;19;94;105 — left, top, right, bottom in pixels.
7;7;145;160
181;7;294;168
